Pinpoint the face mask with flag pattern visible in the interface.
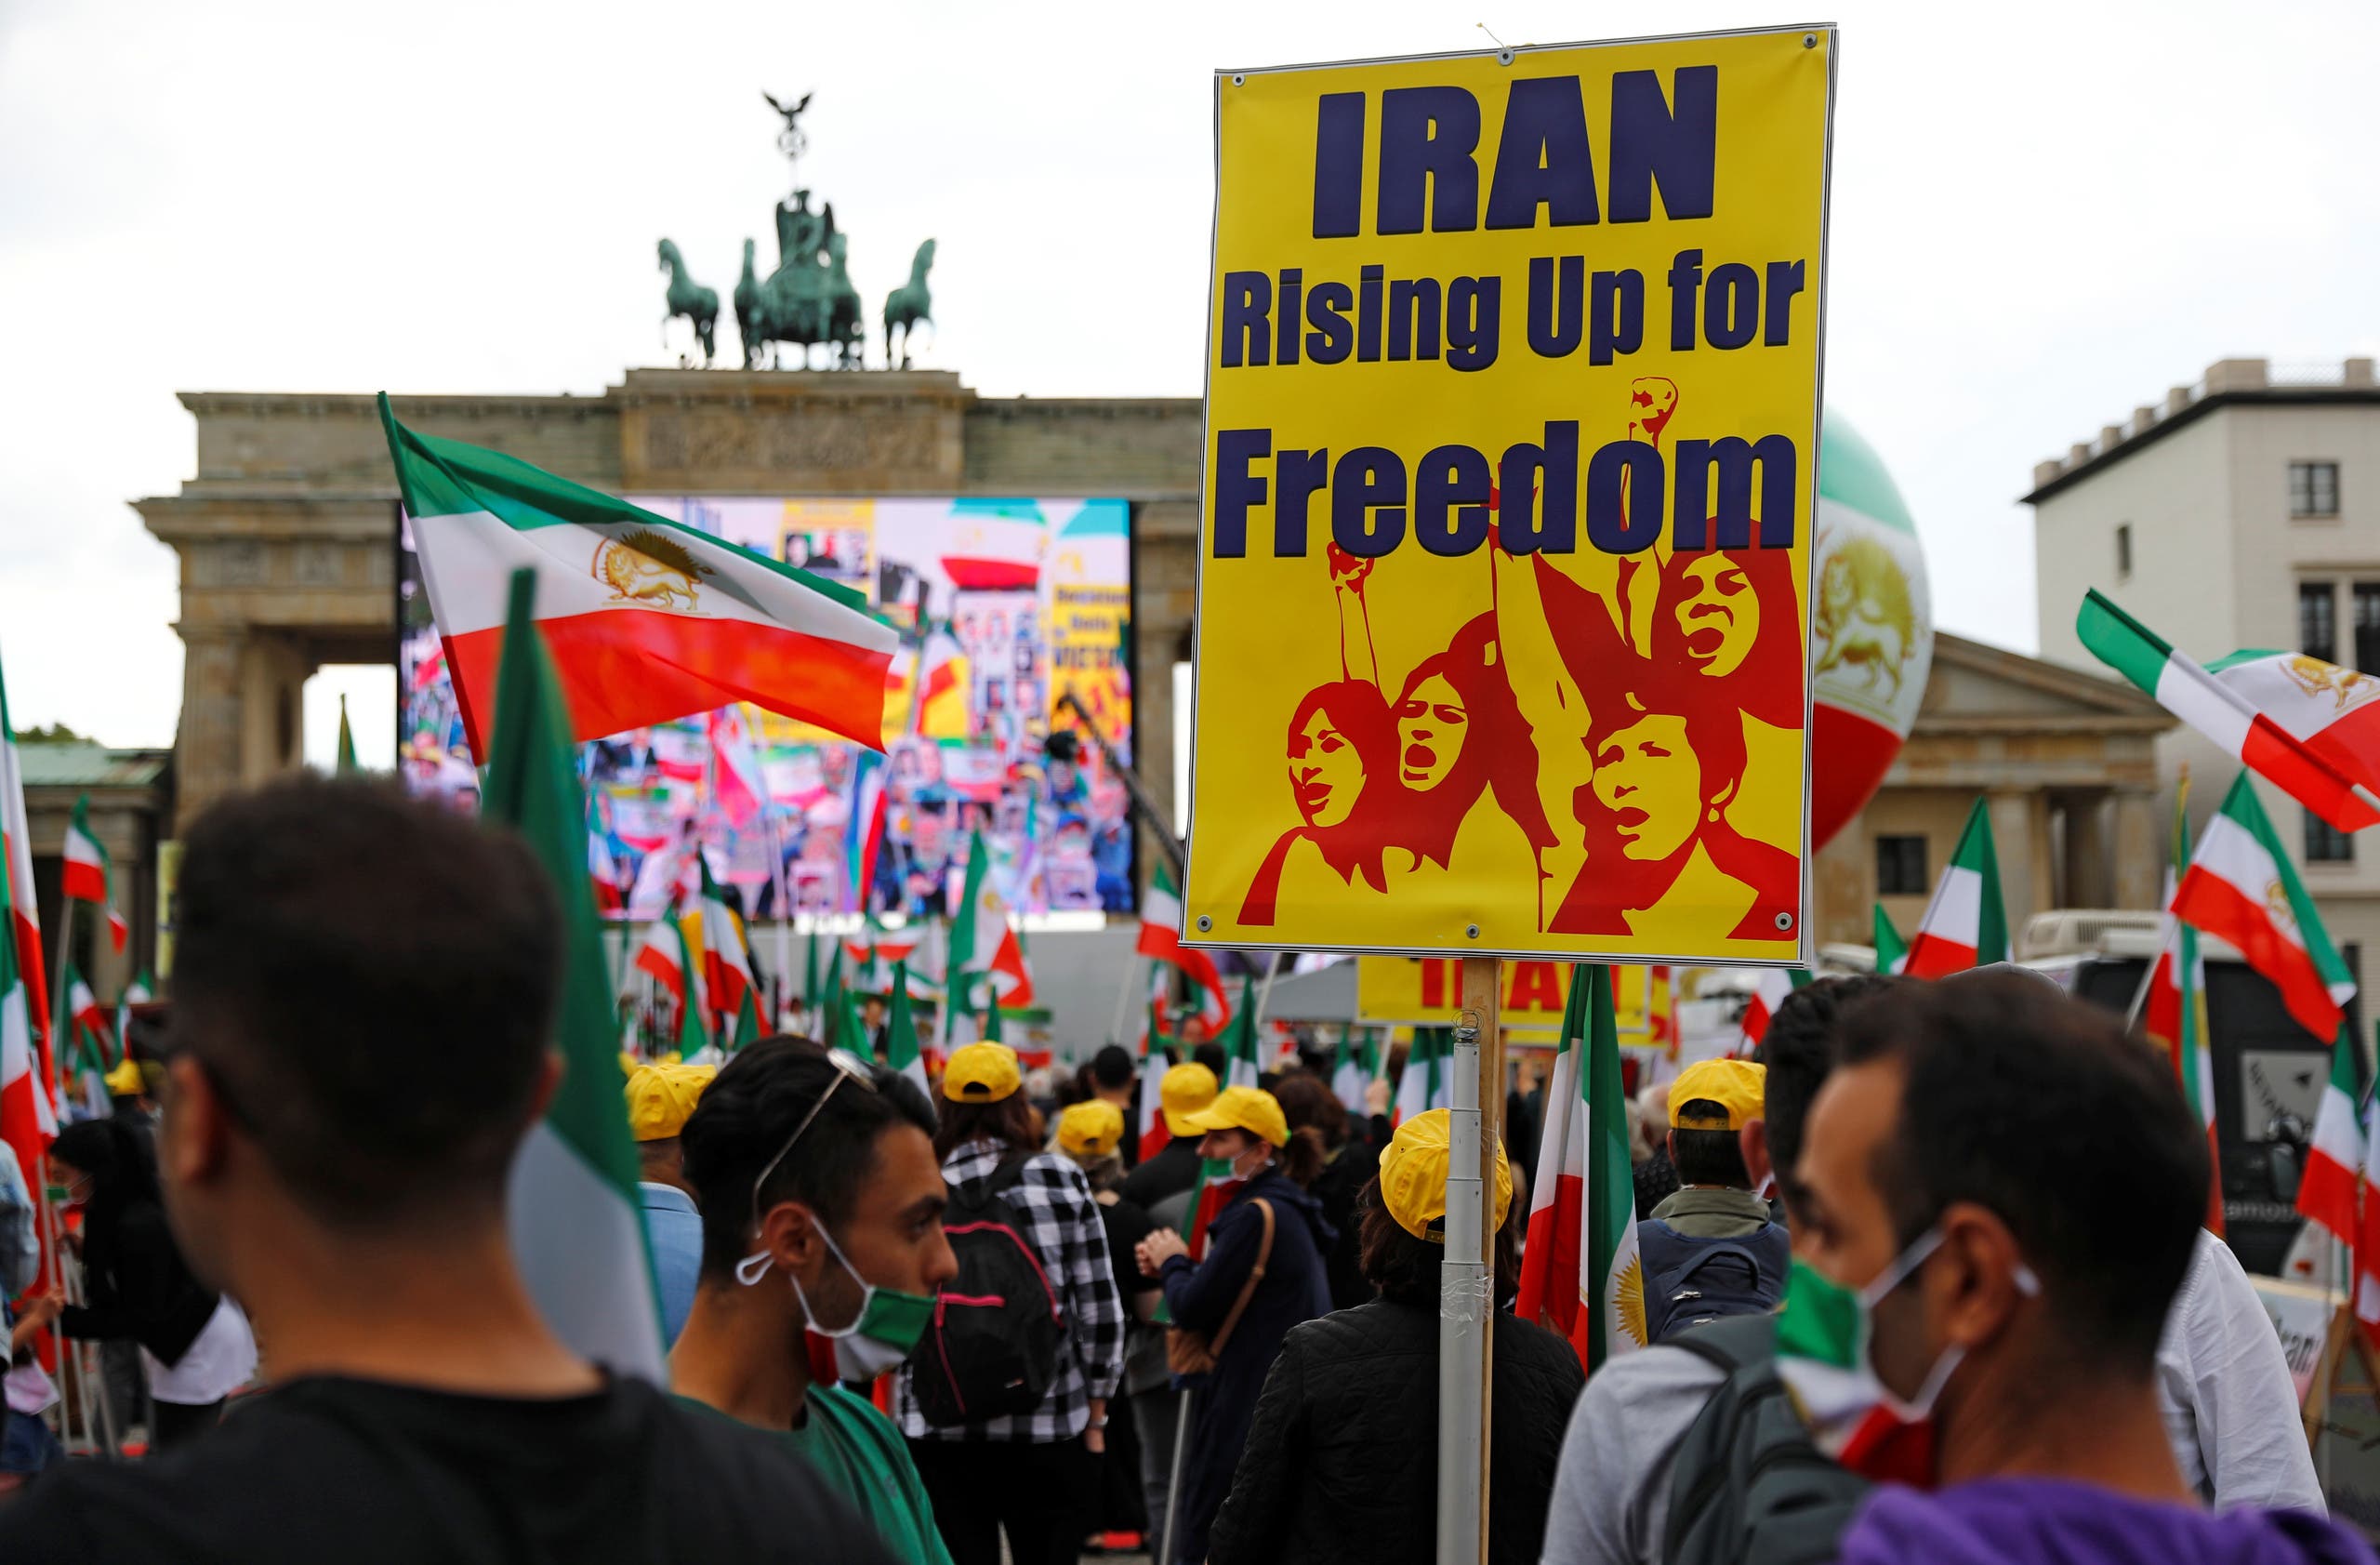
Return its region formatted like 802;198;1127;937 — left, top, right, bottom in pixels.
1772;1227;2039;1488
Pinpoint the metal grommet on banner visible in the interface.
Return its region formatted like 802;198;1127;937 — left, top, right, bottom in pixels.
1497;49;1514;65
1232;73;1246;86
1804;34;1817;46
1197;915;1213;932
1465;923;1481;939
1775;911;1794;931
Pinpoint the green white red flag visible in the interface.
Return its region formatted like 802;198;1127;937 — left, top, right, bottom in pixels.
1738;968;1809;1054
2078;590;2380;831
1871;904;1907;975
1136;867;1230;1029
1393;1026;1452;1123
1514;964;1643;1373
0;658;51;1085
62;794;107;906
886;961;930;1106
480;568;667;1380
1213;974;1263;1090
947;831;1034;1026
1901;798;2007;977
1329;1024;1379;1115
1135;966;1174;1161
2175;774;2354;1042
2356;1070;2380;1333
2300;1020;2360;1248
378;395;897;759
694;861;755;1032
2141;789;2223;1235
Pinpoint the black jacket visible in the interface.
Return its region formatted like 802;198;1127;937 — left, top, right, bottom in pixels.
1158;1171;1333;1565
1207;1295;1585;1565
1119;1134;1203;1211
60;1198;218;1366
1307;1141;1380;1312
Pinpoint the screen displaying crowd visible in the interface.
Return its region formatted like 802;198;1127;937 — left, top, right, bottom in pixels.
398;496;1137;918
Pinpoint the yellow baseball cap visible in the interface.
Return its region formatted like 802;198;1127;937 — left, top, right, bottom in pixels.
1158;1062;1220;1136
1668;1058;1765;1130
1181;1085;1289;1150
1057;1099;1125;1158
625;1062;716;1143
944;1042;1022;1103
103;1056;145;1098
1380;1108;1513;1241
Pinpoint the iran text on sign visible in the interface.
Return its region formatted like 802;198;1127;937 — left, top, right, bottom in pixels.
1355;957;1650;1036
1183;28;1833;963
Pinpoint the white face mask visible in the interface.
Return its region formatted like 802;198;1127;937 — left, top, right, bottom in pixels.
1854;1225;2041;1422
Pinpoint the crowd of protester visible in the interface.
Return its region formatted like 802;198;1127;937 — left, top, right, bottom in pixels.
0;776;2369;1565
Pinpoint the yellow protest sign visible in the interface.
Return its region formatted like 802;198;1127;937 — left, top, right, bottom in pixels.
1182;29;1832;963
1356;957;1651;1036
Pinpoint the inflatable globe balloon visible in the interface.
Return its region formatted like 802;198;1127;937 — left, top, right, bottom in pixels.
1809;411;1933;849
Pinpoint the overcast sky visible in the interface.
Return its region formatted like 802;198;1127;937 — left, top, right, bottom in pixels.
4;0;2375;767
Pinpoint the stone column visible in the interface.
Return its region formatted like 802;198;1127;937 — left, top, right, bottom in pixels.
2063;792;2111;908
1989;790;2043;931
2110;789;2161;909
238;633;311;786
175;628;247;833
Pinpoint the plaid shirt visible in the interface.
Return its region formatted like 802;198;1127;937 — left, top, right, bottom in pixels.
896;1139;1125;1442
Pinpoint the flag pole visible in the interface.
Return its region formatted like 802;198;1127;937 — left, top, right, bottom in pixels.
1438;956;1501;1565
1110;951;1145;1051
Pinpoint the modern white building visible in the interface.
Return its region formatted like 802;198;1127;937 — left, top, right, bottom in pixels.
2030;355;2380;984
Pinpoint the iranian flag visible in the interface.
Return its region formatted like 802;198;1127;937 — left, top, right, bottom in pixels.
1;879;48;1197
906;626;966;737
1514;964;1644;1373
1739;968;1810;1054
0;657;51;1081
2356;1079;2380;1333
1330;1024;1379;1115
2299;1021;2361;1247
708;707;769;827
694;863;756;1030
2175;774;2354;1042
2141;794;2223;1235
1871;905;1907;975
379;395;898;760
1902;798;2008;978
114;970;152;1050
588;811;625;915
948;831;1034;1017
848;750;889;908
65;970;103;1041
2078;590;2380;832
1136;867;1230;1029
886;962;931;1106
480;568;668;1381
62;794;108;906
1136;975;1178;1161
1393;1027;1452;1123
1213;975;1263;1091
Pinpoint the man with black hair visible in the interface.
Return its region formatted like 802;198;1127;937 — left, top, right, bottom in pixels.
1088;1045;1139;1167
670;1038;959;1565
0;776;895;1565
1809;973;2365;1563
1542;974;1894;1565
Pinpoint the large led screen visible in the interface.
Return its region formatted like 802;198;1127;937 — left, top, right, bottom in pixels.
399;497;1135;919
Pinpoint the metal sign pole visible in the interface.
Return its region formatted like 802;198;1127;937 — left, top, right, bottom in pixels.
1437;956;1501;1565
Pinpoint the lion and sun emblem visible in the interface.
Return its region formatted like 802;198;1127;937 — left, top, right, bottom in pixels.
594;527;710;612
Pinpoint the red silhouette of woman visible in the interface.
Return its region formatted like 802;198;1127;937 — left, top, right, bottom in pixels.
1388;614;1558;870
1238;680;1404;926
1652;543;1804;730
1550;661;1797;943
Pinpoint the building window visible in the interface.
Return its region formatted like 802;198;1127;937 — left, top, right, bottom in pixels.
2115;523;2132;580
2291;460;2341;518
2307;812;2354;864
1876;834;1929;895
2356;585;2380;673
2302;582;2337;663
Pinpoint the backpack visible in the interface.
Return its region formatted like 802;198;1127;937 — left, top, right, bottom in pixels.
1636;1218;1789;1344
1660;1315;1871;1565
909;1155;1064;1427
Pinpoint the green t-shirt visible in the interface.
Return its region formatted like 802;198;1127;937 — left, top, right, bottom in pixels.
673;1387;952;1565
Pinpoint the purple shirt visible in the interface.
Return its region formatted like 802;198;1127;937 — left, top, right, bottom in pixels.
1841;1478;2373;1565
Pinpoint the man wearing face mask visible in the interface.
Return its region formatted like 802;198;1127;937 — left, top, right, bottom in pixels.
1800;975;2369;1565
670;1038;959;1565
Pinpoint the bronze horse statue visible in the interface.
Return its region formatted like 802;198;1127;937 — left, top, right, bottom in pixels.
657;239;718;366
884;239;936;367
